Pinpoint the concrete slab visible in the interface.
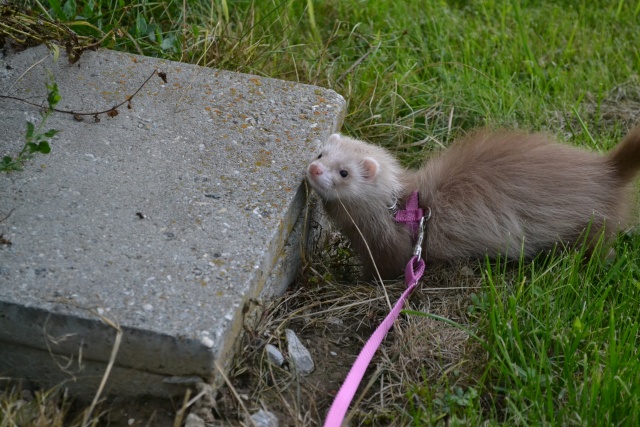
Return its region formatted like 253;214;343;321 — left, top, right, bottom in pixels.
0;45;345;397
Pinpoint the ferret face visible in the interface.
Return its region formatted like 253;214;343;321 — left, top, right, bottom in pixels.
306;134;381;202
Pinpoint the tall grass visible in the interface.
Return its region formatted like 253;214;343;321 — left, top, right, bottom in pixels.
7;0;640;424
38;0;640;151
476;236;640;425
404;237;640;425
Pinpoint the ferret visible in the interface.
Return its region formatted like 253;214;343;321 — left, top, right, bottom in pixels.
306;127;640;280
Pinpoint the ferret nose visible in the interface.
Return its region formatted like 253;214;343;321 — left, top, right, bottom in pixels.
309;163;323;176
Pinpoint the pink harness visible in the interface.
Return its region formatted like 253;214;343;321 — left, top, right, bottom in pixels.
394;190;425;238
323;191;428;426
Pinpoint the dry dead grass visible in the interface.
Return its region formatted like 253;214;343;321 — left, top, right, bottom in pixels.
551;79;640;145
213;236;488;426
0;382;73;427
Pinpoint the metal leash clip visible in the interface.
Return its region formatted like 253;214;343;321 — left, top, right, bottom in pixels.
412;207;431;260
413;216;425;260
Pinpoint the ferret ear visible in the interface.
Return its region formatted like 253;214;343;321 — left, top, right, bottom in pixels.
362;157;380;180
327;133;341;144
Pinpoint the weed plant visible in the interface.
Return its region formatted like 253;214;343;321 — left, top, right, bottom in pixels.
1;79;58;171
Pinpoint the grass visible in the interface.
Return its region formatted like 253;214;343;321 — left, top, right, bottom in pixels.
3;0;640;425
0;383;73;426
478;239;640;425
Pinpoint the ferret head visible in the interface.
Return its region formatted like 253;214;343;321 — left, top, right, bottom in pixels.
306;134;404;205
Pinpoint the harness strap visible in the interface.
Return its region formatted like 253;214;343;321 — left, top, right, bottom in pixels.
394;191;424;237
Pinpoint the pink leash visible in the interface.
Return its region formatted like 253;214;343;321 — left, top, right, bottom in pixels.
323;192;427;427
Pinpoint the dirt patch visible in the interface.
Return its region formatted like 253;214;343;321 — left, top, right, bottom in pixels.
584;81;640;130
551;80;640;141
212;239;486;426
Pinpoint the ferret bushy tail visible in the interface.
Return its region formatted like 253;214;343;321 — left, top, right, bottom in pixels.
608;125;640;182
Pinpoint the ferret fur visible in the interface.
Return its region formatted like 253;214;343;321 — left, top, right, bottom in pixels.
306;128;640;280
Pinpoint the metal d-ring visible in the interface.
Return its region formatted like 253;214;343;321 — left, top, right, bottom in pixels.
423;206;432;222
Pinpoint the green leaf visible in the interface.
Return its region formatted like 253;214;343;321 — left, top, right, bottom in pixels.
147;24;159;42
47;83;61;108
48;0;66;20
161;35;176;51
43;129;60;138
136;14;147;37
0;156;22;172
27;142;39;153
155;27;164;44
25;121;35;140
63;0;77;20
84;0;95;19
37;141;52;154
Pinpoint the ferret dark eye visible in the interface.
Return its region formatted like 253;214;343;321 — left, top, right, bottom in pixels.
317;153;322;159
340;170;348;178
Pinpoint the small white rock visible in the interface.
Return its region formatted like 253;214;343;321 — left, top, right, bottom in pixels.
285;329;314;375
184;413;205;427
201;336;214;348
250;409;278;427
265;344;284;367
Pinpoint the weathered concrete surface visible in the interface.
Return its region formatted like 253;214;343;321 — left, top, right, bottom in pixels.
0;45;345;397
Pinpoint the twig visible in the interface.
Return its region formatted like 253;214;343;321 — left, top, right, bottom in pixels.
266;362;298;422
82;313;122;427
0;69;161;118
184;388;209;409
214;361;257;427
8;55;49;92
172;388;191;427
0;208;14;223
42;314;83;377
